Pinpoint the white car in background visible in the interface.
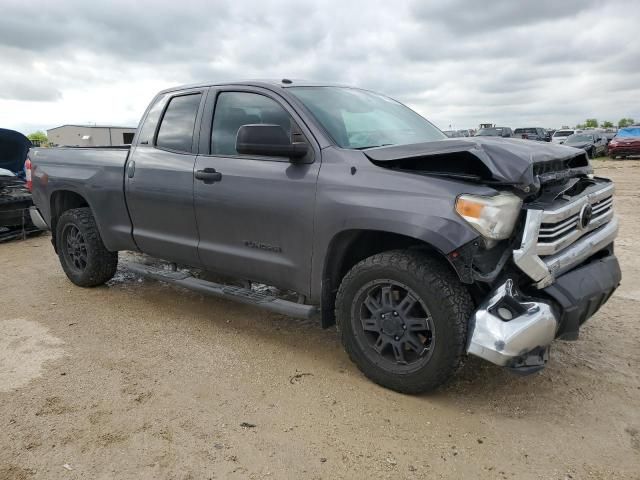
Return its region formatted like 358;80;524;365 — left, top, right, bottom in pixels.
552;129;577;144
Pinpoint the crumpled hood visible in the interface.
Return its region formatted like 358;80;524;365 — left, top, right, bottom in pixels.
0;128;32;173
364;137;590;191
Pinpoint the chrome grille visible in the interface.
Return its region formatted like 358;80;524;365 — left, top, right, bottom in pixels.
535;183;614;256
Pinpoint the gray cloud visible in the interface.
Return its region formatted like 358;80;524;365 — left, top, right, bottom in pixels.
411;0;599;35
0;0;638;133
0;79;62;102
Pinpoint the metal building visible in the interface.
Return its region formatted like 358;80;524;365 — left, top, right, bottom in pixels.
47;125;136;147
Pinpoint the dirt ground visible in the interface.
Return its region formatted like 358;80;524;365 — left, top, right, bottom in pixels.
1;160;639;480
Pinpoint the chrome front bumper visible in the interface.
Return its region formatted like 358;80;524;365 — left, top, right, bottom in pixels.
467;280;557;369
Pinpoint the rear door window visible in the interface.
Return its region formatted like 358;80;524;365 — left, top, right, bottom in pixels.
156;93;202;153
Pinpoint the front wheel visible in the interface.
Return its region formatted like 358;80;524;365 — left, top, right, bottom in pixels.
56;207;118;287
336;250;474;393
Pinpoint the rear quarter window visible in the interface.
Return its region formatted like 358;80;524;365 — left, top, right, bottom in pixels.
137;94;168;145
156;93;202;153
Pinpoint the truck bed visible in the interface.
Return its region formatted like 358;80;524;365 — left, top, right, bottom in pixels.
29;146;136;251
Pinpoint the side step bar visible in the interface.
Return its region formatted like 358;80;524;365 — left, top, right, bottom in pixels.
125;262;319;320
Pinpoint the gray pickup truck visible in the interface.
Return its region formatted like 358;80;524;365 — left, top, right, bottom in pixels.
28;80;621;393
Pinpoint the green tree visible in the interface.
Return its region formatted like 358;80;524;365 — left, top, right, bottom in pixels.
584;119;598;128
601;121;614;128
27;130;48;146
618;118;635;128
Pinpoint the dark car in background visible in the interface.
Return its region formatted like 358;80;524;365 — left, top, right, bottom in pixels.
0;128;43;241
602;130;617;144
513;127;551;142
475;127;513;138
609;127;640;159
563;133;608;158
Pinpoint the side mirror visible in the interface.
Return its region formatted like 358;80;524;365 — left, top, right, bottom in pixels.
236;124;308;160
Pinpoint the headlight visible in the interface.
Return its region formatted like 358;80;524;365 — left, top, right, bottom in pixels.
455;192;522;240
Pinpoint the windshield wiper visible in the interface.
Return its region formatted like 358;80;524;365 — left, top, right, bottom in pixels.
353;144;395;150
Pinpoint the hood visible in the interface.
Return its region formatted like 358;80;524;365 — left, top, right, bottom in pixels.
0;128;32;173
364;137;590;193
613;137;640;144
564;141;592;148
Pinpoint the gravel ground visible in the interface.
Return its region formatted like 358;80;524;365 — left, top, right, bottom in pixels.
1;160;639;479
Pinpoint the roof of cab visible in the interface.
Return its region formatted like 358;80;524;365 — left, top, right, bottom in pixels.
157;79;350;95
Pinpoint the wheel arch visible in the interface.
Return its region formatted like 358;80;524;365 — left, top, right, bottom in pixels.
319;229;459;329
49;190;90;251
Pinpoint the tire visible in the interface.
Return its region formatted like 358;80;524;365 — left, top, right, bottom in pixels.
56;207;117;287
610;154;617;160
335;250;474;394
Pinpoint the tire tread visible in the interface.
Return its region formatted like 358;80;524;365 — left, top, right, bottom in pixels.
56;207;117;287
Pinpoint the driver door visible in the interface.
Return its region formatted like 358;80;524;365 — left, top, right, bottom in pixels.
193;88;320;294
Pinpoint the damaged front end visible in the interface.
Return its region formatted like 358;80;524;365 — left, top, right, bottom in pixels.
367;137;621;374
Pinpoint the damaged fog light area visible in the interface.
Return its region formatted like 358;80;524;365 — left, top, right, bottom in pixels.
467;279;557;373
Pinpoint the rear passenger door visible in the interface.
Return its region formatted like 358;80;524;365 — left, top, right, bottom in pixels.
126;89;206;265
193;87;320;295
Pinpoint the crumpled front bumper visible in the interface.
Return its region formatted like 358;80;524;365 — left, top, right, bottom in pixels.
467;253;621;372
467;280;557;371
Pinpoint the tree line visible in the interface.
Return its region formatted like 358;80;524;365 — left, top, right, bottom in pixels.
575;118;635;129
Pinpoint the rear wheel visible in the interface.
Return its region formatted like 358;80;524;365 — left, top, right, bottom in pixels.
336;250;474;393
56;208;117;287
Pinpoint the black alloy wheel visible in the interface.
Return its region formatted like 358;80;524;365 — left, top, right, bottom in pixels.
353;280;435;372
62;224;88;272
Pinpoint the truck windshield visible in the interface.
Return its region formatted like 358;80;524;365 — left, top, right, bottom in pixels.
289;87;446;149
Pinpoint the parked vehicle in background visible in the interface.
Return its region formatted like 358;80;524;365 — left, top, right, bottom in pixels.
602;130;617;144
552;129;576;144
0;128;42;241
513;127;551;141
475;127;513;137
609;127;640;159
563;133;608;158
28;80;621;393
443;130;463;138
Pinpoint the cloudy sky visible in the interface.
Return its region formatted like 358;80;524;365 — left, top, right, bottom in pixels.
1;0;638;135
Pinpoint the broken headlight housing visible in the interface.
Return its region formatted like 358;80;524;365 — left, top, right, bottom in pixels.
455;192;522;241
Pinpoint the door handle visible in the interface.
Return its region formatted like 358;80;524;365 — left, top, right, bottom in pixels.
127;160;135;178
195;168;222;184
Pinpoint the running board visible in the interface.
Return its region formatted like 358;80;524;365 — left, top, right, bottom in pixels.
125;262;319;320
